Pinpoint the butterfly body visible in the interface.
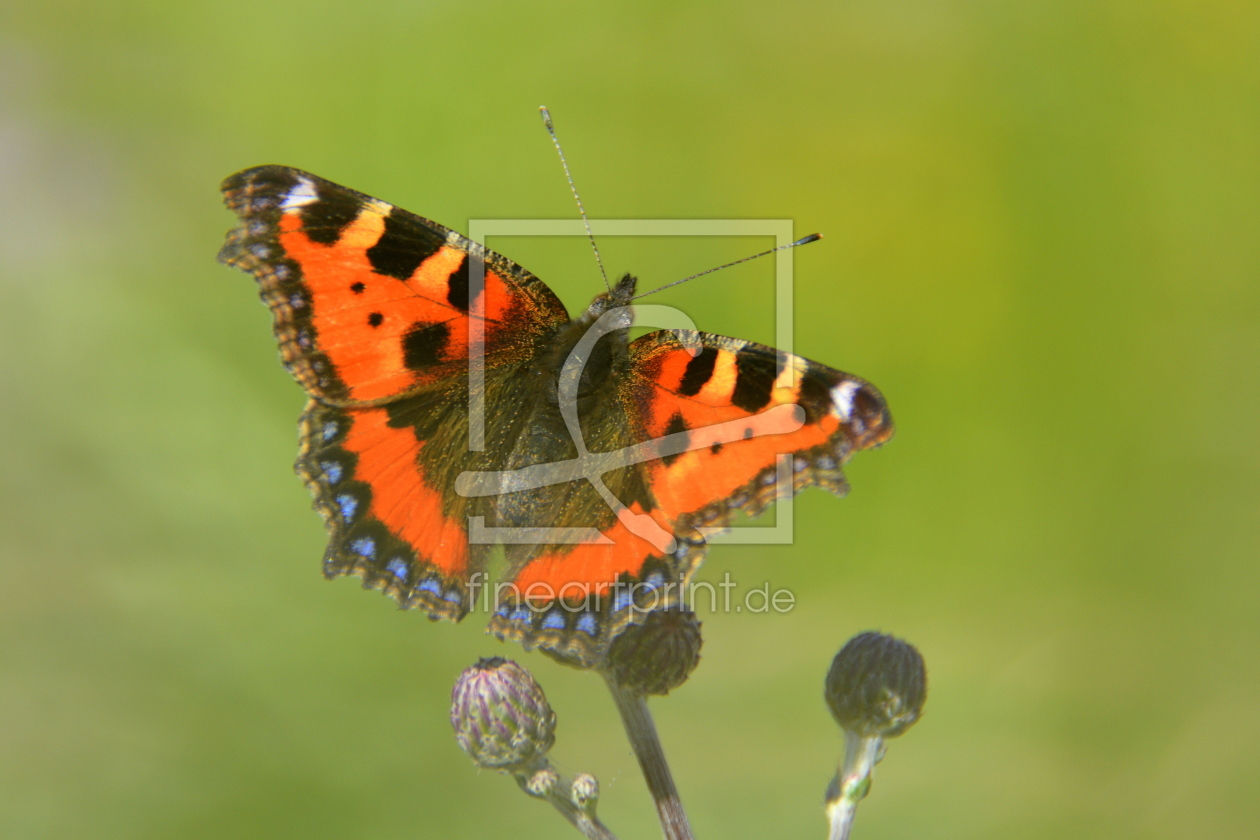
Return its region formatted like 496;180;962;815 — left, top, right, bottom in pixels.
220;165;892;667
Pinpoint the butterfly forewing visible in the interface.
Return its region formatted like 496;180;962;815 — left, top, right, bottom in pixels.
219;165;569;405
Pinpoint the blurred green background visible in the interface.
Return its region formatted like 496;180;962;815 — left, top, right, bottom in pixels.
2;1;1257;838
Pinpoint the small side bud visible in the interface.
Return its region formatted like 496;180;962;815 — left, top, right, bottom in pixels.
450;657;557;771
524;766;560;798
605;608;702;695
570;773;600;809
825;631;926;738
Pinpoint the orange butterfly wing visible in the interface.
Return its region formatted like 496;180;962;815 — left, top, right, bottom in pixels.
489;330;892;665
218;165;568;405
626;330;892;526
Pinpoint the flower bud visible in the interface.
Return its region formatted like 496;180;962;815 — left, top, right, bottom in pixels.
523;766;560;798
570;773;599;809
451;657;557;770
605;608;702;695
825;631;926;738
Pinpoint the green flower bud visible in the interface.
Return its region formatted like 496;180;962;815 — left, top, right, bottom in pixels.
524;766;560;798
450;657;557;770
570;773;599;809
824;632;926;738
605;608;702;695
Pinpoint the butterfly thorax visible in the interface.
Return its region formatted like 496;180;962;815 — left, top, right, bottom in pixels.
537;272;638;404
445;272;643;544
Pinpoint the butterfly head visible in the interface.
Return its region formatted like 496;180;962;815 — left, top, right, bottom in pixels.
583;272;638;320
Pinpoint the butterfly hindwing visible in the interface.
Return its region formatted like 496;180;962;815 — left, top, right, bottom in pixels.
297;398;477;620
219;165;570;405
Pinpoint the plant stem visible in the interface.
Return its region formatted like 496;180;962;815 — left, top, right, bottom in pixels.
604;677;694;840
824;732;882;840
514;770;618;840
544;790;618;840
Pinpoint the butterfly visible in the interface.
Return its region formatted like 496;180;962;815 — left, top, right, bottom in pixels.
218;165;892;668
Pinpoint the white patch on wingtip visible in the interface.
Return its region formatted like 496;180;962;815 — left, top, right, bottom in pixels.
830;380;861;420
281;177;319;210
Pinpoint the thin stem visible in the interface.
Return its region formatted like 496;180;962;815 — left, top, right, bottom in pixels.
513;769;619;840
604;677;694;840
824;732;883;840
546;793;618;840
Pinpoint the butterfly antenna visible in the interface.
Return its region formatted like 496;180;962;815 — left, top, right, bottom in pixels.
540;106;611;292
631;233;823;300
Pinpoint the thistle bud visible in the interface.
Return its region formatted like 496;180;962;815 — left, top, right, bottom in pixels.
570;773;599;809
605;608;702;696
450;657;557;771
523;766;560;798
824;631;926;738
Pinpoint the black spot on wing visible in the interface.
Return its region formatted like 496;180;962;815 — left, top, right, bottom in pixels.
402;321;450;369
662;412;690;467
797;370;835;423
710;442;723;455
368;312;383;328
731;347;779;413
300;183;363;245
367;211;443;281
615;462;657;513
350;281;365;294
446;255;471;312
678;346;718;396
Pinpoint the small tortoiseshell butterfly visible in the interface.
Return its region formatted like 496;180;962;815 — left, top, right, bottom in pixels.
218;165;892;667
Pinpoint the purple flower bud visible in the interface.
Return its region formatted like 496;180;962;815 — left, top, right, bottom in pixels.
451;657;556;770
